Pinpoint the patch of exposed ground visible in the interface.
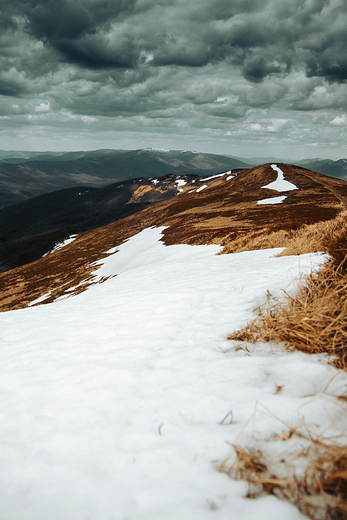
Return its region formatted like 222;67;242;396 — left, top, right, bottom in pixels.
1;163;347;312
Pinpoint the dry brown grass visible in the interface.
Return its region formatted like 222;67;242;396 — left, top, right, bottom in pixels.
225;212;347;518
219;440;347;520
228;213;347;370
229;262;347;369
221;210;347;257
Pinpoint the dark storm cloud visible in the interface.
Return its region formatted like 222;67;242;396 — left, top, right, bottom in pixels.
242;56;283;83
2;0;347;82
156;0;346;86
0;0;139;70
1;0;347;125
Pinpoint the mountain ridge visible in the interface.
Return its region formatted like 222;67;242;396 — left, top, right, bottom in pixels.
1;162;347;312
1;148;347;210
0;149;250;208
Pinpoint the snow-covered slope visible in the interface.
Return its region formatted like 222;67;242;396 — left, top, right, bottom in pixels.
2;162;347;311
0;227;345;520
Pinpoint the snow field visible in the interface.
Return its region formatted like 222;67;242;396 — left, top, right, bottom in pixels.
0;227;344;520
261;164;298;192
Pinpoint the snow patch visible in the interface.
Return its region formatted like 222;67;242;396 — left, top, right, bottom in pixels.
92;227;171;279
201;172;230;182
175;179;186;193
146;147;170;152
257;196;287;205
261;164;298;192
196;184;207;192
44;235;77;256
27;291;52;306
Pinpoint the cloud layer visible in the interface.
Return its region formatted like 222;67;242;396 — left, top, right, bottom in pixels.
1;0;347;158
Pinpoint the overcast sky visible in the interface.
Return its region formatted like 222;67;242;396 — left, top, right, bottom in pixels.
1;0;347;159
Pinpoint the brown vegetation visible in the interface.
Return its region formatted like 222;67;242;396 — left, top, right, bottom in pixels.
219;439;347;520
221;210;347;257
1;163;347;313
228;215;347;369
225;211;347;518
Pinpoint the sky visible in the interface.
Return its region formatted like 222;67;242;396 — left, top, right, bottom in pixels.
0;0;347;159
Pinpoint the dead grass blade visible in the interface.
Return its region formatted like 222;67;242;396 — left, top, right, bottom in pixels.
220;441;347;520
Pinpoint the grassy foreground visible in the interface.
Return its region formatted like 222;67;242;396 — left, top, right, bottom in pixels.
223;212;347;520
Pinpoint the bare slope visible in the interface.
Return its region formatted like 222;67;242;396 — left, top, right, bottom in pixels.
1;163;347;312
0;173;202;272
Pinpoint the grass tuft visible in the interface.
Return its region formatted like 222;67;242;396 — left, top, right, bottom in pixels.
228;221;347;370
221;210;347;257
225;213;347;518
220;441;347;520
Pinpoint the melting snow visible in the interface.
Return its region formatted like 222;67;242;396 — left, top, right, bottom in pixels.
196;184;208;192
0;227;341;520
44;235;77;256
201;172;231;182
261;164;298;192
175;179;186;193
27;291;52;306
226;175;234;181
257;196;287;205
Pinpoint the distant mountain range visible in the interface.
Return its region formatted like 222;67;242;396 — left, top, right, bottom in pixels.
0;148;249;208
1;148;347;210
296;158;347;180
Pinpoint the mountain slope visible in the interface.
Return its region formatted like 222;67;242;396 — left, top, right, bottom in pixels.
296;158;347;181
0;148;250;208
1;163;347;311
0;173;204;272
0;163;347;520
0;226;335;520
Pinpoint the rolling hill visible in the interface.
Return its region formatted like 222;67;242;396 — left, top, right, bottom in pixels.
0;162;346;520
0;148;250;208
1;162;347;310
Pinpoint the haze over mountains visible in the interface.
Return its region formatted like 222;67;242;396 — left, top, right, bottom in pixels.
0;149;249;208
1;148;347;210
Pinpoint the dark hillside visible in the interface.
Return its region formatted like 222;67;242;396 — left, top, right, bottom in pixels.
0;149;250;208
0;173;201;272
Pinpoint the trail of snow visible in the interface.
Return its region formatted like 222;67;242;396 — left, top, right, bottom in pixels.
196;184;207;192
257;195;287;205
0;227;343;520
261;164;298;192
201;172;231;182
44;235;77;256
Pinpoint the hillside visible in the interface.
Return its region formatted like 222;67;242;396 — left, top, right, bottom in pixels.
0;148;250;208
0;173;203;272
0;164;346;519
1;162;347;311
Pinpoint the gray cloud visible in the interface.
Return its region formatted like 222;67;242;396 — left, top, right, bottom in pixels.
0;0;347;158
